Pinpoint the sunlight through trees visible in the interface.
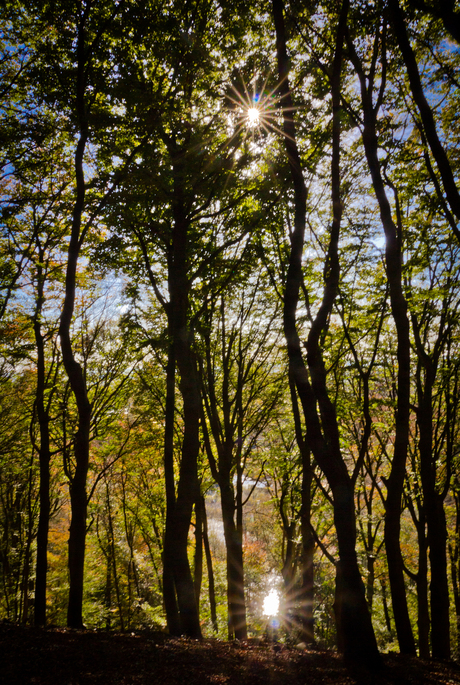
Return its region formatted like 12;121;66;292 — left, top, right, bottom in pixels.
1;0;460;670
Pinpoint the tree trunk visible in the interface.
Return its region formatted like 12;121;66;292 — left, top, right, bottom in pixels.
299;448;315;643
220;480;247;640
380;578;394;641
59;10;92;630
202;495;218;633
194;488;203;614
162;343;180;635
33;264;50;627
169;340;202;639
162;156;202;639
290;376;315;642
449;517;460;657
417;366;450;659
416;521;430;659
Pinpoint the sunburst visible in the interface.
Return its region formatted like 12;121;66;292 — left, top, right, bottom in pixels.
224;72;297;144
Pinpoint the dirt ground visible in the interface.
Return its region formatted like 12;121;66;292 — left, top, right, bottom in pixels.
1;622;460;685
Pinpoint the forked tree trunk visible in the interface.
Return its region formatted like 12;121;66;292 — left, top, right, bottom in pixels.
347;28;416;656
272;0;381;669
417;361;450;659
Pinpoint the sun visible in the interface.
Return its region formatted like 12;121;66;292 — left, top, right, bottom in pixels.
263;589;280;616
247;107;260;127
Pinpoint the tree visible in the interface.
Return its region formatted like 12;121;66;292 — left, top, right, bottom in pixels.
272;0;381;668
200;276;283;639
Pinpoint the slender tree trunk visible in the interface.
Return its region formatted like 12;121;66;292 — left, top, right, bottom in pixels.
106;483;124;631
416;520;430;659
299;447;314;643
105;546;112;631
59;10;92;630
201;495;218;633
290;376;314;642
380;578;394;641
366;551;375;612
162;343;180;635
194;488;203;614
66;425;90;628
33;262;50;627
280;520;296;625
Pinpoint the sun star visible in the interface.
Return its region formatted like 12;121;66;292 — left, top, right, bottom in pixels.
247;107;260;126
263;589;279;616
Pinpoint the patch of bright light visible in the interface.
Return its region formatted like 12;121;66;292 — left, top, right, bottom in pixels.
247;107;260;126
263;590;279;616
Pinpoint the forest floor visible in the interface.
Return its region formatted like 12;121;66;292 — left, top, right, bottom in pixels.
1;622;460;685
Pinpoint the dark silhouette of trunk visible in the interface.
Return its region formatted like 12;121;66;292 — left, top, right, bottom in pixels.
290;375;314;642
201;495;218;633
414;347;450;659
389;0;460;243
33;257;51;627
162;343;180;635
220;473;247;640
272;0;381;669
416;523;430;658
106;482;124;631
194;487;203;614
281;517;297;624
161;151;202;640
347;27;416;656
405;478;430;657
59;11;91;629
299;458;315;643
380;578;394;641
449;492;460;655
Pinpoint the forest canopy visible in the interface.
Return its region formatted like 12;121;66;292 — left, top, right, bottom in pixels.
1;0;460;669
